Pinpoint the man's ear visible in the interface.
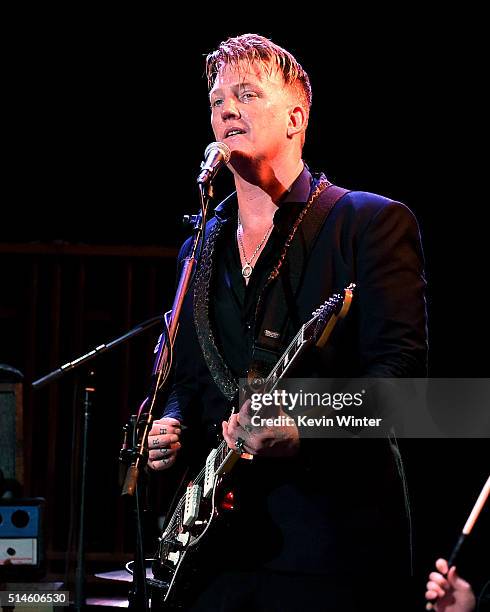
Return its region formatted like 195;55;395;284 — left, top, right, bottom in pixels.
287;105;308;138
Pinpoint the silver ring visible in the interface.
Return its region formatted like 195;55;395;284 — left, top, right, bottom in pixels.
235;437;245;454
161;448;169;458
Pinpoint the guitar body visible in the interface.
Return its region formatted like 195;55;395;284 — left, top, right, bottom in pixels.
151;468;237;609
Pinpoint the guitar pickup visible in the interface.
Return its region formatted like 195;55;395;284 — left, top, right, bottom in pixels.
183;483;202;527
203;449;217;498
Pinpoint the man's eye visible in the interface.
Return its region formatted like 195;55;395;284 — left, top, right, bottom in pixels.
211;99;223;108
240;92;257;102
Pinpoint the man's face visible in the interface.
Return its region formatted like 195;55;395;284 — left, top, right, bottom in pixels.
209;62;295;166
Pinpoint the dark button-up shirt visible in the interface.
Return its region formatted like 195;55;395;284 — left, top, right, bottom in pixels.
212;166;314;377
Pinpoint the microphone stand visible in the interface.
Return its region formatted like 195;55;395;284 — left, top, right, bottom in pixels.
73;370;95;612
31;315;163;609
120;179;214;611
32;316;162;390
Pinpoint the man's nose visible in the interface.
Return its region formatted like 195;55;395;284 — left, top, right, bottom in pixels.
221;97;240;120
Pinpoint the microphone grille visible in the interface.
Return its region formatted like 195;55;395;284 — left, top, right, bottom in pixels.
205;141;231;164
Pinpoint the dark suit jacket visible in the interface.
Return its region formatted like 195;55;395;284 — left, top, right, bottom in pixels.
162;170;428;577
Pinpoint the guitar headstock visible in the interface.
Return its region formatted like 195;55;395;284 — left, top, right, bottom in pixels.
305;283;355;345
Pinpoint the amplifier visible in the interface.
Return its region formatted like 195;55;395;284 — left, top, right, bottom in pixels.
0;381;24;484
0;499;45;578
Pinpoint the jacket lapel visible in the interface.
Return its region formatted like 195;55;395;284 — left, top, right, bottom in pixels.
193;210;239;402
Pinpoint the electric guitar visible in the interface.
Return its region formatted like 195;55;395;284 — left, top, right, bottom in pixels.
149;284;355;608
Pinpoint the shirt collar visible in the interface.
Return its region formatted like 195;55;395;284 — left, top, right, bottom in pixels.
279;164;312;206
213;164;313;225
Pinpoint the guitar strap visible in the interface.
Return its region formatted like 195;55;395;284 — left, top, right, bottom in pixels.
249;177;350;380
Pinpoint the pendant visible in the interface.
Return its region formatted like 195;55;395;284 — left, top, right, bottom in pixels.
242;263;253;278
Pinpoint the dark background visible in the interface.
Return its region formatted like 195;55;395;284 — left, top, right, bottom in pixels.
1;13;488;603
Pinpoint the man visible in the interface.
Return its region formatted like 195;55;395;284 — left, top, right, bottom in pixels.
147;34;427;611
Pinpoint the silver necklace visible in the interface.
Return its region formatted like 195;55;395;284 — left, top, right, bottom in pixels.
237;213;274;279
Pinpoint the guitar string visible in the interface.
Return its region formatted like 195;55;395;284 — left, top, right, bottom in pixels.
165;440;229;535
164;320;310;536
162;299;337;538
160;298;344;567
165;319;315;535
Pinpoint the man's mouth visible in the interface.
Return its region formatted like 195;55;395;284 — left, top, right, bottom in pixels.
224;128;246;138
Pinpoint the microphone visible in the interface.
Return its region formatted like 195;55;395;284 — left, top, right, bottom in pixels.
197;141;231;185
